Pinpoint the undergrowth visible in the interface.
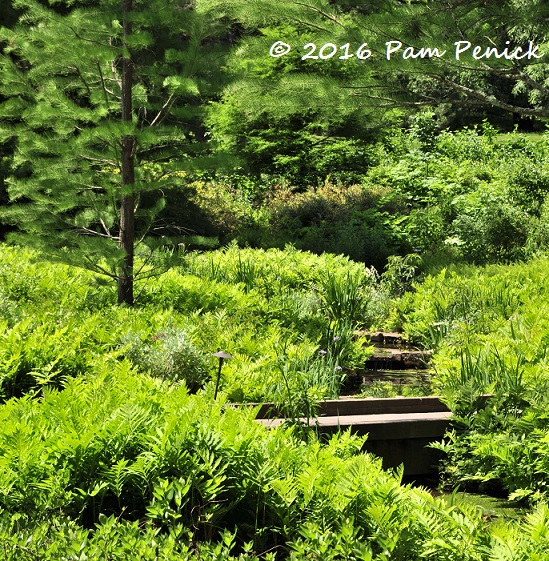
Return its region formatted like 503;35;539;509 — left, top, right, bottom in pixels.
4;245;549;557
0;244;378;405
392;256;549;505
1;363;548;559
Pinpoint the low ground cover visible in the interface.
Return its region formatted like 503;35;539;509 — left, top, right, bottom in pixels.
391;257;549;504
0;243;378;406
3;244;549;557
1;360;549;560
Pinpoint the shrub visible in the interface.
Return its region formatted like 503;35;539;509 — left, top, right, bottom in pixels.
262;183;403;268
123;327;211;391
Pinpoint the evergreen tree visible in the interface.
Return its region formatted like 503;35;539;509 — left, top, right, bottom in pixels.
0;0;251;304
354;0;549;120
212;0;549;158
0;3;19;238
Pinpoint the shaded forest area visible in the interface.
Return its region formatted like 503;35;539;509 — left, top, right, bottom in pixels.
1;0;549;277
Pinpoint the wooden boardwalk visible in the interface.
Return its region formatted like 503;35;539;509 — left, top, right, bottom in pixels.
255;397;456;476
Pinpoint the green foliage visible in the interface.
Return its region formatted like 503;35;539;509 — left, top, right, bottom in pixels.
208;99;376;186
374;127;546;264
254;182;406;269
159;177;269;244
177;127;549;274
8;243;549;557
0;317;117;401
395;255;549;503
0;243;376;403
0;0;283;300
122;327;210;392
181;178;402;269
1;363;548;559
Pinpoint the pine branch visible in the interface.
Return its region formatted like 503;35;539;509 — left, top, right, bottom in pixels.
80;156;118;167
78;226;115;239
425;73;549;117
516;68;549;97
83;255;118;279
84;193;113;238
97;63;113;108
293;2;346;29
149;93;176;127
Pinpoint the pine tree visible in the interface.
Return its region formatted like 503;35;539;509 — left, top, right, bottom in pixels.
354;0;549;119
0;0;249;304
213;0;549;146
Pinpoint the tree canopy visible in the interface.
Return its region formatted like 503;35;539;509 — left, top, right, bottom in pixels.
210;0;549;172
1;0;548;303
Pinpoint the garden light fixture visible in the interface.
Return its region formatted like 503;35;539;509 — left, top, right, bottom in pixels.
212;350;232;399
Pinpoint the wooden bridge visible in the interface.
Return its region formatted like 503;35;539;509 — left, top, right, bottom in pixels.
255;396;454;476
252;330;489;476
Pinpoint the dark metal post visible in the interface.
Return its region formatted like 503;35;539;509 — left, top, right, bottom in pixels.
212;351;232;399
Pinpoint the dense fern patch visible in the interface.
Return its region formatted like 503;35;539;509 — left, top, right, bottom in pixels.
1;362;549;559
0;244;377;404
391;257;549;504
1;245;549;557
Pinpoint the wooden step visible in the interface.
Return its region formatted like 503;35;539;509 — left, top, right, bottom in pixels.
257;410;452;439
364;349;432;369
252;395;492;476
356;331;404;345
255;396;450;419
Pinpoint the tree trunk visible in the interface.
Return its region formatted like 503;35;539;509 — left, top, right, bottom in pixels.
118;0;135;305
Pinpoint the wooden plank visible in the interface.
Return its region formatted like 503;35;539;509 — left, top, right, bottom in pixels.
317;396;449;417
253;394;492;419
257;411;451;437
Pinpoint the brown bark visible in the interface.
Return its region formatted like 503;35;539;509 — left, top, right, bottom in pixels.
118;0;135;305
